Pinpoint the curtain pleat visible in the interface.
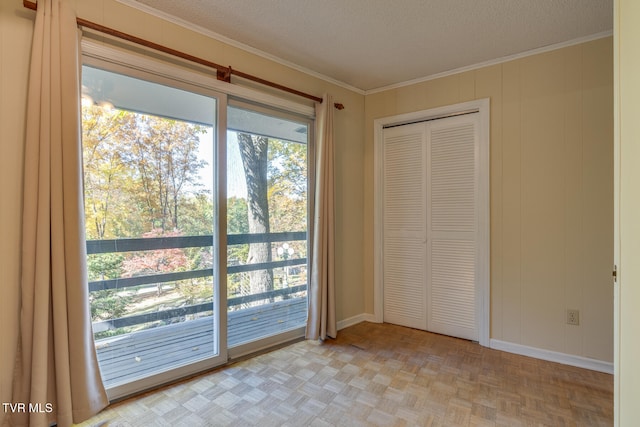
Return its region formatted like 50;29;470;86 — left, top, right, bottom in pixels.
306;94;337;341
12;1;109;426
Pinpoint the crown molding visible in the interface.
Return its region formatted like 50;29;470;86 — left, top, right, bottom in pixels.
114;1;611;97
115;0;366;96
365;30;613;95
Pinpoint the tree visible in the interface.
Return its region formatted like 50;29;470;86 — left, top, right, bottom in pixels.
122;114;208;232
82;105;213;323
268;139;308;234
234;135;309;299
267;139;308;268
227;196;249;235
83;106;135;323
121;229;189;296
227;196;249;297
87;252;131;323
82;107;134;239
178;192;214;236
227;196;249;272
237;133;273;296
83;107;210;238
82;103;310;326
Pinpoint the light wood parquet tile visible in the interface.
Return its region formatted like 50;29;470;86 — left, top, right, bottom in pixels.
78;322;612;427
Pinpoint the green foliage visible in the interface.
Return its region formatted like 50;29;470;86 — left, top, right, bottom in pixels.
175;278;213;305
268;139;308;199
90;290;132;322
82;105;210;239
82;108;135;240
82;104;309;333
87;253;124;281
178;193;214;236
268;139;307;233
87;253;131;322
227;196;249;234
120;115;208;231
227;196;250;296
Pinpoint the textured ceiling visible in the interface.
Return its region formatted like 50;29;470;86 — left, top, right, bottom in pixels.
121;0;612;92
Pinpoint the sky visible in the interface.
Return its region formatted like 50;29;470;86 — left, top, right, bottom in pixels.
197;128;248;199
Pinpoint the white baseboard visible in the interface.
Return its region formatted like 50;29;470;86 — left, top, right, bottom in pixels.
337;313;378;331
334;316;612;374
490;339;613;374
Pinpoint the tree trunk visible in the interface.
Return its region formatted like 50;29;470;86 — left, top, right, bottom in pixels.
237;133;273;298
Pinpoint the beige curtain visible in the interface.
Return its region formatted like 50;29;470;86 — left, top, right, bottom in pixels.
12;1;109;426
306;94;337;340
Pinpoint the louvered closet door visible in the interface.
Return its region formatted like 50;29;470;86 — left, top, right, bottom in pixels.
426;114;479;341
382;123;427;330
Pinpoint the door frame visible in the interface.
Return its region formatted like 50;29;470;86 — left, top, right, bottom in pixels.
373;99;490;346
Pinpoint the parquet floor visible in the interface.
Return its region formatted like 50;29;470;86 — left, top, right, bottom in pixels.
79;322;613;426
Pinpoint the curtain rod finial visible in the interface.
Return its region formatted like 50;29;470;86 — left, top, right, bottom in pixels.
334;103;344;110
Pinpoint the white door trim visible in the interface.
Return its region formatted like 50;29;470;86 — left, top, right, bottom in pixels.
373;99;490;347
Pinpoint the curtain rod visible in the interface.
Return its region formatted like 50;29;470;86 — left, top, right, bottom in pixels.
23;0;345;110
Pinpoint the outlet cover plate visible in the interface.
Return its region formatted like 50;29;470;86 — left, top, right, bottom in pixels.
567;309;580;326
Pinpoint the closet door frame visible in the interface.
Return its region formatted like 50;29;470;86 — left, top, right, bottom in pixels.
373;98;490;346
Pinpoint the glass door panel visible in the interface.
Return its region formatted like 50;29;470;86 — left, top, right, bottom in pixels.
81;65;225;397
226;103;310;348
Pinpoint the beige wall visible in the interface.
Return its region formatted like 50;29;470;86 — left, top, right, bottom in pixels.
615;0;640;424
0;1;364;422
364;38;614;362
0;0;620;422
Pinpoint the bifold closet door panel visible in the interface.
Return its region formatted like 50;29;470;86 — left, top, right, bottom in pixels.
382;123;428;330
426;115;479;341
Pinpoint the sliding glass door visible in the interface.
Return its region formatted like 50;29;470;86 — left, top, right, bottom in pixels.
81;65;226;398
80;61;312;397
226;102;311;354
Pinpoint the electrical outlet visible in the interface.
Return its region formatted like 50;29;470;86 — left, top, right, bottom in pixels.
567;309;580;326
